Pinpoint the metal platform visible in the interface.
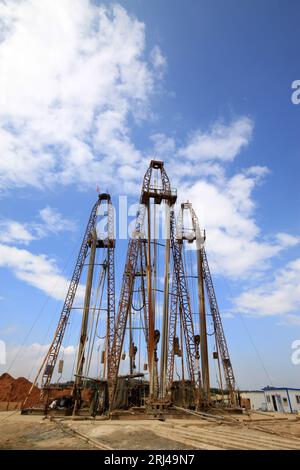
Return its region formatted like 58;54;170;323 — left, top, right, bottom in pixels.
141;186;177;205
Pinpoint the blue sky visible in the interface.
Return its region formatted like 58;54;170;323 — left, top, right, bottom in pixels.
0;0;299;389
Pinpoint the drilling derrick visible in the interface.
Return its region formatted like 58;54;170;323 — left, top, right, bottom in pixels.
171;202;209;406
107;171;150;406
35;196;103;395
171;201;236;407
73;193;115;413
141;161;177;404
167;208;202;407
107;237;140;406
201;247;237;405
24;193;115;412
108;160;177;410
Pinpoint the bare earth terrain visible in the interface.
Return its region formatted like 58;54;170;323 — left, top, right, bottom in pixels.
1;411;300;450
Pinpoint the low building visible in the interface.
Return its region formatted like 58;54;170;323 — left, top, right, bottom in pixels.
263;387;300;414
240;387;300;413
240;390;267;411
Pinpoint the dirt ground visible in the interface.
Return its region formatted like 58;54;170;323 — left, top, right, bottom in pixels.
0;412;95;450
1;410;300;450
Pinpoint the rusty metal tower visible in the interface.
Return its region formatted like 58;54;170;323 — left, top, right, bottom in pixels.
168;201;236;406
108;160;177;409
166;207;203;407
24;193;115;409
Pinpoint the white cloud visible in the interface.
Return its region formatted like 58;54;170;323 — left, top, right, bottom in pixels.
150;45;167;77
178;117;253;162
233;258;300;318
150;120;299;281
275;232;300;248
0;0;163;192
0;220;35;245
2;342;77;381
225;166;269;215
3;337;109;382
279;315;300;327
144;120;295;281
38;206;77;235
0;207;76;245
158;117;255;188
0;243;71;300
180;166;296;278
151;133;176;158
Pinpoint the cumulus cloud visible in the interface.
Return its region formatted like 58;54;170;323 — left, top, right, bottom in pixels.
233;258;300;318
2;342;77;382
0;0;164;192
178;117;253;162
0;207;76;245
275;232;300;248
145;119;296;281
150;45;167;77
151;133;176;159
157;118;255;188
181;171;294;278
38;206;77;235
162;123;295;279
0;243;71;300
0;220;35;245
